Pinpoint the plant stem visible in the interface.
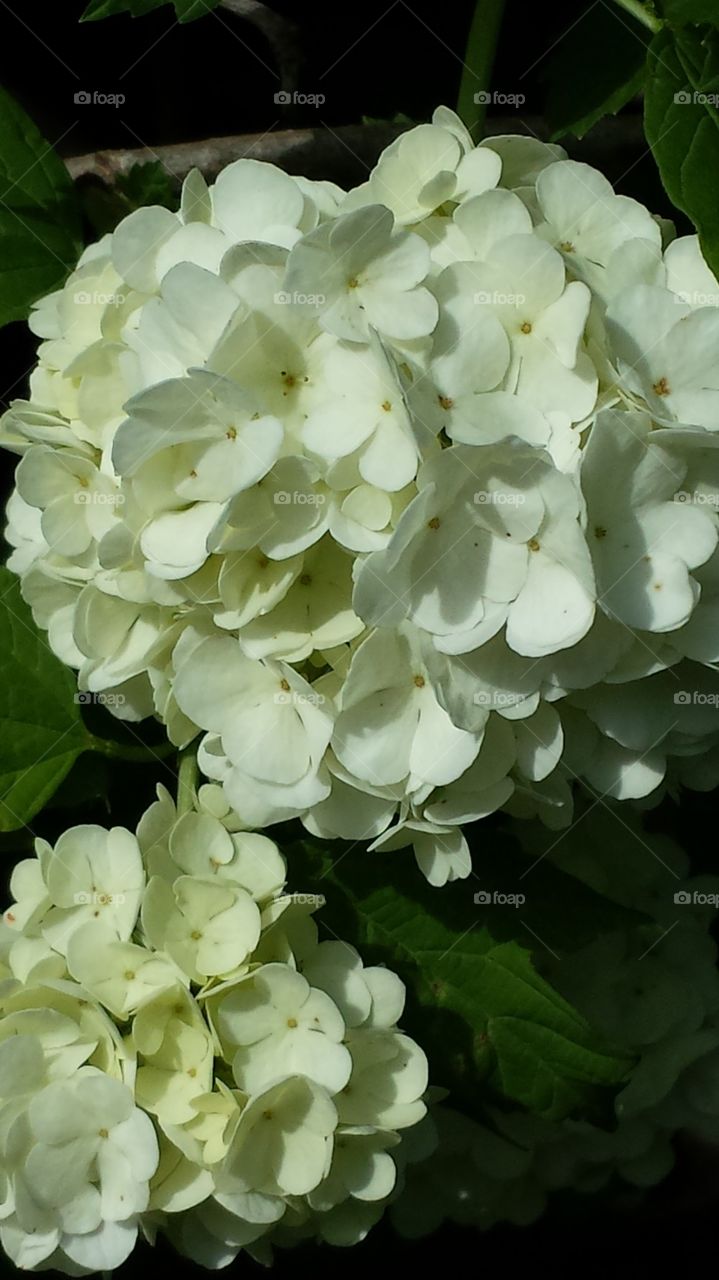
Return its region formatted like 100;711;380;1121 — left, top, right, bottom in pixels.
610;0;662;32
88;736;176;763
457;0;507;138
176;744;199;817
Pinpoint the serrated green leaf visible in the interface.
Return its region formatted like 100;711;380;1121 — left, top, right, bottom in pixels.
295;839;634;1120
544;3;648;139
0;85;83;328
81;0;221;21
645;24;719;278
0;568;93;830
489;1016;630;1119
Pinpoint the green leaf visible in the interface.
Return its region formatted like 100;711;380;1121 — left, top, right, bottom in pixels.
658;1;719;24
0;86;83;328
82;161;177;236
295;838;634;1121
81;0;221;21
0;568;93;831
645;24;719;279
544;3;649;139
117;160;177;209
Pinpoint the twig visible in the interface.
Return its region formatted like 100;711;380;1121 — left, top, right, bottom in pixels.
65;123;407;185
64;117;646;189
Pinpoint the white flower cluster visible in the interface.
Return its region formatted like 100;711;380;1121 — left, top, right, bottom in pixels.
5;107;719;884
391;814;719;1233
0;788;427;1272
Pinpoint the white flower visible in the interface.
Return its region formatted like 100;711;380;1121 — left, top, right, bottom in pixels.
343;112;500;225
173;634;334;825
338;1030;428;1129
453;235;596;422
371;816;472;888
169;812;286;900
534;160;662;298
301;941;405;1030
16;447;124;558
66;921;183;1018
134;986;215;1124
285;204;437;342
142;874;261;982
332;625;483;793
40;825;145;956
217;963;351;1095
223;1075;337;1196
302;331;423;492
112;370;284;580
607;284;719;429
4;1068;158;1272
581;410;717;631
308;1128;400;1210
353;444;596;658
237;537;364;662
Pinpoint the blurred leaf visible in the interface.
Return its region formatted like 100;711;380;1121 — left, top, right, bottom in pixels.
544;3;649;139
294;837;634;1120
0;568;92;831
117;160;176;208
645;23;719;279
81;0;222;21
81;160;177;236
658;1;719;23
0;85;83;328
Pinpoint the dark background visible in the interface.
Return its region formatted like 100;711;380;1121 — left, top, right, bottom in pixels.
0;1;712;1274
